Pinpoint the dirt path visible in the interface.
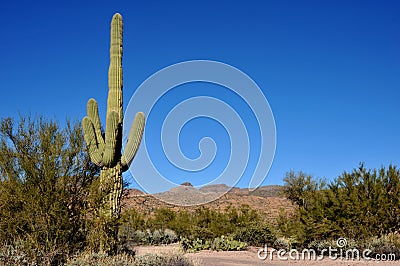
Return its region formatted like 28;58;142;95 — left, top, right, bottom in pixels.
184;249;270;266
185;248;400;266
134;245;400;265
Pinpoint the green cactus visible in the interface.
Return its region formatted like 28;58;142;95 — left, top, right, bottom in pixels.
82;13;145;252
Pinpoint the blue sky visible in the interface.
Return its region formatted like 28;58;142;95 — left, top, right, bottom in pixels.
0;1;399;191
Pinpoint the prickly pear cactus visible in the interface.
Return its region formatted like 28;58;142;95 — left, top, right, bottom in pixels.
82;13;145;252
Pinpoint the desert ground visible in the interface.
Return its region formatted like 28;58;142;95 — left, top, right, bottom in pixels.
135;244;400;266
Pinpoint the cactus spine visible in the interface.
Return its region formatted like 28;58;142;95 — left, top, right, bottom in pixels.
82;13;145;252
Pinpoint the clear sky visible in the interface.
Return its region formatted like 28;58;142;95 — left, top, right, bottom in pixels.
0;0;399;191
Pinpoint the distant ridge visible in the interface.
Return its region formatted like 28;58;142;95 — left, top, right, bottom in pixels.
122;184;293;221
199;184;231;193
125;184;282;197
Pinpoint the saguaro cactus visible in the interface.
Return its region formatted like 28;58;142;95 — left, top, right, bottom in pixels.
82;13;145;252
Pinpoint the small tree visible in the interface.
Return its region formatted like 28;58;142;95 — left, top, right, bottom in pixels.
0;116;99;263
281;171;320;208
279;164;400;243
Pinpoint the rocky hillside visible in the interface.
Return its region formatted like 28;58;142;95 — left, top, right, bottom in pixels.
122;184;294;222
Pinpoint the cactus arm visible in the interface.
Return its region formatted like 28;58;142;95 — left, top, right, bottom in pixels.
87;98;105;149
82;116;104;166
103;110;119;165
121;112;145;169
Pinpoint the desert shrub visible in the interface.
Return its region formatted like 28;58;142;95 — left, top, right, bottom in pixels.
280;164;400;245
145;207;217;240
120;209;146;235
180;237;211;252
132;230;148;244
180;235;247;252
276;209;307;245
273;237;295;250
325;164;400;239
280;171;321;208
163;229;179;244
66;252;134;266
362;234;400;259
149;229;178;245
121;229;179;245
0;116;99;262
211;236;247;251
233;223;276;246
0;240;63;266
142;205;264;243
134;253;194;266
148;208;176;229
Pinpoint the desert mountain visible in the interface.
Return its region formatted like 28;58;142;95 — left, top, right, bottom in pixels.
122;184;293;222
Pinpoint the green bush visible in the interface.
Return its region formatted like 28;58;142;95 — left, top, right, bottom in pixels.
163;229;179;244
180;236;247;252
363;234;400;259
211;236;247;251
0;116;99;263
140;205;265;243
120;229;179;245
280;164;400;245
134;253;193;266
273;237;295;250
233;223;276;246
180;237;211;252
120;209;146;235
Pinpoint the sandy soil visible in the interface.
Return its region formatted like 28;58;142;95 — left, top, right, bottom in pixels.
134;245;400;266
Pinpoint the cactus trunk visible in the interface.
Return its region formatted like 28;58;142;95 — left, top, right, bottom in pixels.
82;13;145;254
99;162;123;218
97;163;123;253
